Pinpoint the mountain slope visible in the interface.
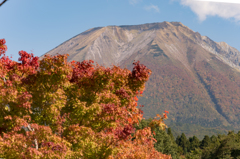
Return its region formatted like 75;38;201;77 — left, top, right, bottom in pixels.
40;21;240;139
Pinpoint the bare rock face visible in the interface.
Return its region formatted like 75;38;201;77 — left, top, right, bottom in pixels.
40;21;240;139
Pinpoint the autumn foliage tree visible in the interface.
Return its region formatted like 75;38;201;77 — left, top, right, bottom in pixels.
0;39;171;158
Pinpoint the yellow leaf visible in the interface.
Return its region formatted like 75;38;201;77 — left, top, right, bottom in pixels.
4;106;9;111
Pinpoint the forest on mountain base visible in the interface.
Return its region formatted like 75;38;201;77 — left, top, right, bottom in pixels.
135;118;240;159
129;43;240;139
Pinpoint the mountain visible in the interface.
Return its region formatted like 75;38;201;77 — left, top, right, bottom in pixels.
40;21;240;139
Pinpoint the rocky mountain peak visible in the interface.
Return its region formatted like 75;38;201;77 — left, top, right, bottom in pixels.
39;21;240;72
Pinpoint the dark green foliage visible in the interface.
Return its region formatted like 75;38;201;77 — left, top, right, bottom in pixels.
167;128;175;141
133;117;240;159
180;130;240;159
210;135;218;143
133;118;180;159
189;136;200;151
177;133;190;155
153;127;179;159
208;132;240;159
200;135;211;149
185;148;202;159
176;135;181;146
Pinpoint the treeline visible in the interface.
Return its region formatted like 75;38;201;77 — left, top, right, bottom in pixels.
134;118;240;159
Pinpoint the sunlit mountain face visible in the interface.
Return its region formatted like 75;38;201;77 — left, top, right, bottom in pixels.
40;21;240;139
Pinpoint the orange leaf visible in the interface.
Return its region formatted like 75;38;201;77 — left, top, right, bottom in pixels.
164;114;167;118
128;118;132;123
164;110;169;114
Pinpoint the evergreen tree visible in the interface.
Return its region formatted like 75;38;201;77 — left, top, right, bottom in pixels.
132;118;152;140
200;132;240;159
134;118;152;131
210;135;220;146
176;135;181;146
153;127;180;159
237;130;240;136
176;135;184;155
141;118;148;129
213;133;240;159
186;148;202;159
213;135;234;158
200;135;211;149
178;133;189;154
189;135;200;151
167;128;175;141
227;130;234;135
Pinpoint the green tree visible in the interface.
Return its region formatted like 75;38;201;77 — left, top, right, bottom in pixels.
237;130;240;135
178;133;189;155
176;135;181;145
186;148;202;159
200;132;240;159
213;132;240;159
214;135;234;159
203;134;220;159
167;127;174;141
153;127;180;159
135;118;152;130
200;135;211;149
210;135;218;143
189;136;200;151
176;135;184;155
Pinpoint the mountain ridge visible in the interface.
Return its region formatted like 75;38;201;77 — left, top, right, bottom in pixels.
40;21;240;71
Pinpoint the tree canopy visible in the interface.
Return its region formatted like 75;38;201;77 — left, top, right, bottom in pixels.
0;39;171;158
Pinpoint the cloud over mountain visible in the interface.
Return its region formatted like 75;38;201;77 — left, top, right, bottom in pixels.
144;4;160;13
179;0;240;22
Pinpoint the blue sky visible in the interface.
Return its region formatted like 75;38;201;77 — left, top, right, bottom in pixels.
0;0;240;62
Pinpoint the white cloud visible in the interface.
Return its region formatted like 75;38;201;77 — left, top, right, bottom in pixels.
178;0;240;22
196;0;240;4
144;4;160;13
129;0;142;5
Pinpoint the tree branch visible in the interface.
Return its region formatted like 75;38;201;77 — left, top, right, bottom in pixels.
22;124;39;150
0;0;8;7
